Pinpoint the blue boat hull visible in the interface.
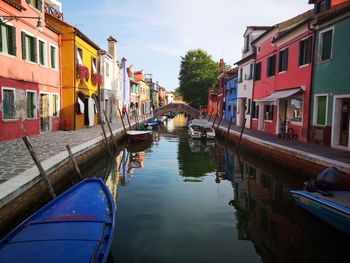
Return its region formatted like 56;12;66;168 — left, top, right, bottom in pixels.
291;190;350;236
0;178;115;263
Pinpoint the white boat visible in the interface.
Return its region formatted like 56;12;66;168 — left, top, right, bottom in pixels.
188;119;215;139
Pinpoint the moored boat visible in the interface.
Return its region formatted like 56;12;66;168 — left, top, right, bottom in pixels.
0;178;115;263
126;130;152;142
188;119;215;140
290;190;350;236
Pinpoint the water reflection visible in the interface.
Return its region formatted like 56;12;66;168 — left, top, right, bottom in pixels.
89;114;350;263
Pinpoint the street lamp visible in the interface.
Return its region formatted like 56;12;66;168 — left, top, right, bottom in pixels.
0;15;42;31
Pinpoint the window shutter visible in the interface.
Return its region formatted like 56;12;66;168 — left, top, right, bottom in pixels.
33;37;37;62
306;36;312;64
9;25;16;56
285;49;288;71
317;96;326;125
37;0;42;11
21;32;26;60
0;24;3;52
321;30;332;60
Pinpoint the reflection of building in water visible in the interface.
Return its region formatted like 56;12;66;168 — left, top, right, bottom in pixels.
105;153;121;204
188;139;215;153
232;157;305;262
128;152;145;173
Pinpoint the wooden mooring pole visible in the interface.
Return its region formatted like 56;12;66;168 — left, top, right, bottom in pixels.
126;111;132;130
237;118;247;154
216;114;223;129
66;145;83;180
118;109;127;133
212;114;218;128
225;116;233;143
103;110;118;150
208;113;212;121
22;137;56;198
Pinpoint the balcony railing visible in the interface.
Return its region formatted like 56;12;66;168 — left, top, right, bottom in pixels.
44;2;63;21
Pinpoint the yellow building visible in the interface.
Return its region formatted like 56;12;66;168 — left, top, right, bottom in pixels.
46;15;100;130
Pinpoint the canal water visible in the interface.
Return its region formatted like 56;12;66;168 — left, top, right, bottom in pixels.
84;114;350;263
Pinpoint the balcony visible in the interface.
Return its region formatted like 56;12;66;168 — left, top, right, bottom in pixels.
44;2;63;21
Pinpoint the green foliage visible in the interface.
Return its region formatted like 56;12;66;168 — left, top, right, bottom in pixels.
178;49;219;109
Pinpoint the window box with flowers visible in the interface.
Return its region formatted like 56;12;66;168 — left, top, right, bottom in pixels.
91;73;103;86
76;64;90;82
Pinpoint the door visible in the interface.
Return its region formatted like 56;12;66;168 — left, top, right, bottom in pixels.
40;94;50;132
339;99;350;146
278;99;287;134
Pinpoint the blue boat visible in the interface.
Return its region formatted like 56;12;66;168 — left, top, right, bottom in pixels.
290;190;350;236
0;178;115;263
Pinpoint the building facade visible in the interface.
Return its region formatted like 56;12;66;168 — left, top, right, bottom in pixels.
0;0;61;140
309;0;350;150
224;68;238;122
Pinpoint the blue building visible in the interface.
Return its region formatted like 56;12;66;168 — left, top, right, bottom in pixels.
225;68;238;122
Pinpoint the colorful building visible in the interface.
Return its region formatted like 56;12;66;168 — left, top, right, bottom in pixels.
309;0;350;150
207;88;218;116
0;0;61;140
46;11;100;130
120;57;130;114
99;36;120;124
235;26;271;128
224;68;238;122
134;70;150;115
217;59;226;119
251;10;314;142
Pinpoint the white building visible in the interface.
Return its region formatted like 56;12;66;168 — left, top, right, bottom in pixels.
235;26;271;128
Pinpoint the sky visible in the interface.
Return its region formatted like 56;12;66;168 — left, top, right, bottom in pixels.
60;0;311;91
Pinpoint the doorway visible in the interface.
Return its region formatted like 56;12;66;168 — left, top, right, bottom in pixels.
40;93;50;132
339;99;350;146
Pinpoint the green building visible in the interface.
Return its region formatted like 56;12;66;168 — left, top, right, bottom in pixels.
310;2;350;151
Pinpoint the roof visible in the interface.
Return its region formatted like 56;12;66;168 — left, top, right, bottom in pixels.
243;26;272;36
3;0;26;11
45;13;101;50
251;10;313;45
314;1;350;25
234;53;255;65
107;36;117;42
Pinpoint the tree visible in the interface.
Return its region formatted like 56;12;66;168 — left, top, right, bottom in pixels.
178;49;219;109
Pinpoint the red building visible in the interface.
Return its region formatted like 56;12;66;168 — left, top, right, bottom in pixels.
0;0;61;140
217;59;226;118
251;10;314;142
207;88;218;116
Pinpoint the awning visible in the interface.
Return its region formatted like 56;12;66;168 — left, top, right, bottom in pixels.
255;88;302;102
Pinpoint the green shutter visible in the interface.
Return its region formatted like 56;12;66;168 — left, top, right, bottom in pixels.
33;37;37;62
0;24;3;52
285;49;288;71
21;32;26;60
306;36;312;64
8;25;16;56
37;0;42;11
321;30;332;60
316;96;326;125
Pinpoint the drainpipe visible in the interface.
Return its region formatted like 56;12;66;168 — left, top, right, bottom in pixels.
307;19;316;142
73;29;77;130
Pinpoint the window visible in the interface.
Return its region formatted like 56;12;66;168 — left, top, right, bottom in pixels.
278;48;288;73
38;40;45;66
50;45;57;69
289;96;303;122
21;32;37;63
26;0;42;11
247;99;251;114
0;21;16;56
243;34;250;52
264;104;274;120
52;94;59;117
26;91;36;118
248;63;253;79
252;101;259;118
315;95;327;125
239;68;243;83
319;29;333;61
91;57;97;74
2;88;15;120
315;0;330;14
254;62;261;81
299;36;312;66
76;47;83;64
266;54;276;77
106;62;110;77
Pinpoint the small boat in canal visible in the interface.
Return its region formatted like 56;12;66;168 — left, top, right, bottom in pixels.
145;119;159;130
0;178;115;263
290;167;350;236
126;130;152;142
188;119;215;140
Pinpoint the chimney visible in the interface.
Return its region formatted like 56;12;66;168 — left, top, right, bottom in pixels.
107;36;118;59
220;59;225;73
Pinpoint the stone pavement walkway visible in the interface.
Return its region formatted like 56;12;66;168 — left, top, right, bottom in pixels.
211;117;350;166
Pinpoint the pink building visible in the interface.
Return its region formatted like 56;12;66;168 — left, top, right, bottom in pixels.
251;10;314;142
0;0;61;140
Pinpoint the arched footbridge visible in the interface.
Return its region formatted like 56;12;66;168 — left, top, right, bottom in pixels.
153;103;200;118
